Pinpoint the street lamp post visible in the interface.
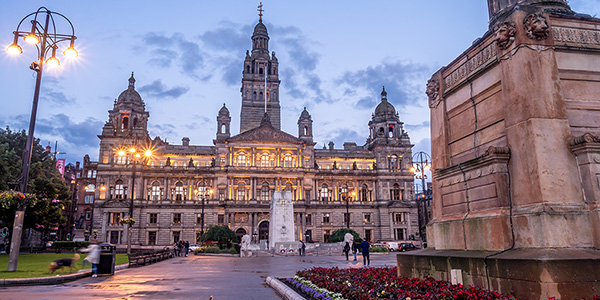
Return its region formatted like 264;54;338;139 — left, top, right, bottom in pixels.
346;191;356;229
410;151;431;241
117;147;153;255
6;7;77;272
200;188;214;236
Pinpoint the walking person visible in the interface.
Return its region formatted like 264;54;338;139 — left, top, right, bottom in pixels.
352;242;358;261
298;240;303;256
343;241;350;261
80;241;100;277
360;238;370;266
301;241;306;256
184;241;190;257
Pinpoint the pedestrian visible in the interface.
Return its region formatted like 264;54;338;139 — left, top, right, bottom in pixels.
360;238;370;266
301;241;306;256
343;241;350;261
184;240;190;257
298;240;303;256
177;241;183;256
80;241;100;277
352;242;358;261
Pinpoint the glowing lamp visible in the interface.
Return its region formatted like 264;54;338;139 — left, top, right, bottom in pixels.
129;148;136;153
7;44;22;55
135;153;141;158
46;56;60;67
117;150;126;156
409;166;416;173
24;32;39;44
100;186;107;191
144;150;153;157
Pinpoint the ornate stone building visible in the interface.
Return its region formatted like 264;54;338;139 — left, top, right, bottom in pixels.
91;14;417;248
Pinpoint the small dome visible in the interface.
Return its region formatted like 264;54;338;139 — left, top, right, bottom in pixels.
299;107;311;120
374;86;396;115
117;73;143;104
218;103;230;116
253;21;268;36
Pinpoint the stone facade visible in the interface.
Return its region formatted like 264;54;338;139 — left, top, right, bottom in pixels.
90;15;418;249
398;1;600;299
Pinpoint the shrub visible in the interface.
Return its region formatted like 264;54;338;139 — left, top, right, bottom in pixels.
52;241;90;250
201;225;236;244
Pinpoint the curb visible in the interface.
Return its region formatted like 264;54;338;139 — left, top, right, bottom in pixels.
265;276;306;300
0;263;129;287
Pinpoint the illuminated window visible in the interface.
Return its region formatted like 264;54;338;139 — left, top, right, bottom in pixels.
115;154;127;165
260;152;270;167
340;184;348;201
390;155;399;170
175;182;185;201
114;180;124;199
110;212;121;226
322;213;330;223
364;213;371;223
197;183;209;200
395;212;407;224
236;151;247;167
173;213;181;224
320;184;330;202
284;153;293;168
150;181;161;201
237;184;246;201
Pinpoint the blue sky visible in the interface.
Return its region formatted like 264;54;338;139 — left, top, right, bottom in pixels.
1;1;599;165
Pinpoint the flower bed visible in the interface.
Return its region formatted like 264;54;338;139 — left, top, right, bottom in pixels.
288;267;600;300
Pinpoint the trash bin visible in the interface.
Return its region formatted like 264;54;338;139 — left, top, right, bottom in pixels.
97;242;116;276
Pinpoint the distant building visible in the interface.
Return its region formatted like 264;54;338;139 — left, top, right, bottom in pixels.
90;12;417;248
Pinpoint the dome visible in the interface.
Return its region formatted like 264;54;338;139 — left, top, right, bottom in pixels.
218;103;230;116
117;73;143;104
374;86;396;115
299;107;311;120
253;21;268;36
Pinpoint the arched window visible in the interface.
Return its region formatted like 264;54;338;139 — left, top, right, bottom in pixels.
320;184;330;202
236;151;247;167
150;181;161;201
361;184;369;201
261;182;270;201
259;92;263;100
175;181;185;201
197;182;209;200
221;123;226;134
284;153;293;168
391;183;401;200
259;67;263;75
122;116;129;130
260;152;270;167
340;184;348;201
133;118;138;128
379;127;384;135
115;153;127;165
246;65;250;73
253;91;257;100
388;126;394;138
114;180;124;199
304;126;309;136
390;155;398;170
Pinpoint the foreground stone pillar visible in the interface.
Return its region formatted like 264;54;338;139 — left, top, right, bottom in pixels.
399;1;600;299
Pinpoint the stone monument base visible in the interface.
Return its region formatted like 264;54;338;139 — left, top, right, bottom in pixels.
397;248;600;300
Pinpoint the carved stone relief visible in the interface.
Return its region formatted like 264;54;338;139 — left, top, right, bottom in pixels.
523;13;549;41
443;43;497;89
426;79;441;108
552;27;600;46
494;21;516;50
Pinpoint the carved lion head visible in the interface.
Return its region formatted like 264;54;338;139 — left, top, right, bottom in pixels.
494;21;516;50
523;13;549;41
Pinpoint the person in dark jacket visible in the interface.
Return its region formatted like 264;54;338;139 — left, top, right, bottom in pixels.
343;242;350;261
352;242;358;261
360;238;370;266
184;241;190;257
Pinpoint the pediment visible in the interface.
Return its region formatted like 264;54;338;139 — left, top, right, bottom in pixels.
101;199;130;208
228;124;304;144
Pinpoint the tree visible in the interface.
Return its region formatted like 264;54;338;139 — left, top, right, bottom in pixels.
327;228;363;243
201;225;237;244
0;127;70;235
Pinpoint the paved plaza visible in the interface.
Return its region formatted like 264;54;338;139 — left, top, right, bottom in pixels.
0;253;399;299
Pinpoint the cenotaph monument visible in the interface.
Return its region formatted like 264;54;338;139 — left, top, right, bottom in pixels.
269;191;295;251
397;1;600;299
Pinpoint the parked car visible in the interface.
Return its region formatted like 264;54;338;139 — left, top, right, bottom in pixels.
398;243;419;252
385;242;400;252
189;244;201;251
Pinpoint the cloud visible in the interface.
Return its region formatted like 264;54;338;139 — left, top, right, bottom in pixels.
141;33;205;79
197;22;248;52
149;123;177;142
4;113;103;162
405;121;430;132
138;80;189;99
336;61;433;110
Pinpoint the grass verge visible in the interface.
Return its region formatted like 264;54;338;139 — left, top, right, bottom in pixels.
0;253;129;279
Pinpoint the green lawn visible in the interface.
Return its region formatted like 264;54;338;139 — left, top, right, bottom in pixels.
0;253;129;279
